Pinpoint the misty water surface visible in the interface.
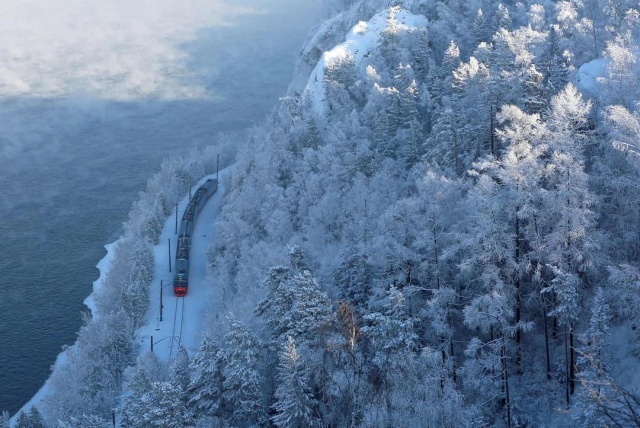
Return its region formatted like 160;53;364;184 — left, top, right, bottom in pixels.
0;0;319;413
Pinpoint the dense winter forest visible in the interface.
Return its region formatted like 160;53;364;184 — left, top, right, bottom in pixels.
6;0;640;426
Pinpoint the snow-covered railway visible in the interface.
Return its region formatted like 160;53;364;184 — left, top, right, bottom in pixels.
173;178;218;296
169;296;186;358
136;169;229;364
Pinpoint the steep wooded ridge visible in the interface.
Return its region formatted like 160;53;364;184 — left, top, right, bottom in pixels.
7;0;640;427
202;0;640;426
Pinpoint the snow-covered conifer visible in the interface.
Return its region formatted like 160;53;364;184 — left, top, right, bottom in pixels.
139;381;189;428
187;335;226;418
57;414;109;428
169;345;190;404
14;407;46;428
576;288;611;426
472;9;488;46
223;318;267;426
272;337;320;427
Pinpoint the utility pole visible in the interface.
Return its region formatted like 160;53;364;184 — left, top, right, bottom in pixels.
160;279;163;322
189;177;192;199
168;237;172;273
150;336;154;353
175;203;178;234
217;154;220;181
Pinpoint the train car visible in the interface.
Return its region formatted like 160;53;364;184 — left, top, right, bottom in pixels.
174;236;191;296
184;202;195;222
173;178;219;296
178;218;193;240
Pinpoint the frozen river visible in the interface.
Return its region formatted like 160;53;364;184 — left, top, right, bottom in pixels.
0;0;318;414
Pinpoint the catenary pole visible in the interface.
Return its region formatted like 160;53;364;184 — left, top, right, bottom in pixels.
168;237;172;273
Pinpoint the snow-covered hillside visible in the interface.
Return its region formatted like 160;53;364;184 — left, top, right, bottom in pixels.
7;1;640;427
306;8;427;120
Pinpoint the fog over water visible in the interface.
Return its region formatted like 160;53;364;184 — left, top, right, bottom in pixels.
0;0;319;413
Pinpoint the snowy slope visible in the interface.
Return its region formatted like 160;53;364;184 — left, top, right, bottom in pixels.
305;8;427;120
575;57;608;98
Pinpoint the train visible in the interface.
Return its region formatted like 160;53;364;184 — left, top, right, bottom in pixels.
174;178;218;296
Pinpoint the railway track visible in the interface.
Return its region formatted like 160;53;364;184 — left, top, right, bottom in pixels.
169;296;185;358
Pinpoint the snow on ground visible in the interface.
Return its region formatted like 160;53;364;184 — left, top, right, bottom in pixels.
83;241;119;320
135;168;229;362
574;57;608;98
608;324;640;393
305;7;427;120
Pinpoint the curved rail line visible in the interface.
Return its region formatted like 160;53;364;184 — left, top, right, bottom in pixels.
169;297;185;358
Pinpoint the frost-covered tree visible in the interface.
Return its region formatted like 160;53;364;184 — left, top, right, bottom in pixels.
473;8;489;46
256;248;332;348
0;412;9;428
57;414;109;428
223;317;267;426
576;287;611;426
362;286;418;418
601;32;640;108
541;85;596;406
168;345;190;407
14;407;46;428
121;351;166;427
272;337;320;427
187;335;226;419
137;381;189;428
606;103;640;166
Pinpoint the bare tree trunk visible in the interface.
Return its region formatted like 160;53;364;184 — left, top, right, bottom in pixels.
453;116;461;176
490;105;496;156
514;210;522;374
570;322;576;395
501;331;512;428
542;297;552;380
450;328;457;385
565;325;570;408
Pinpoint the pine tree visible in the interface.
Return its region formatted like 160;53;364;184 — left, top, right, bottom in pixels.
169;345;190;405
472;9;487;47
379;6;401;68
336;246;372;310
14;407;46;428
15;411;29;428
272;337;320;428
304;117;321;150
187;335;226;419
140;382;189;428
223;318;267;426
57;414;109;428
541;85;595;407
576;288;610;426
362;286;418;420
257;248;331;347
400;80;419;128
122;351;166;427
541;26;569;99
493;3;513;31
442;41;460;80
414;29;432;79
